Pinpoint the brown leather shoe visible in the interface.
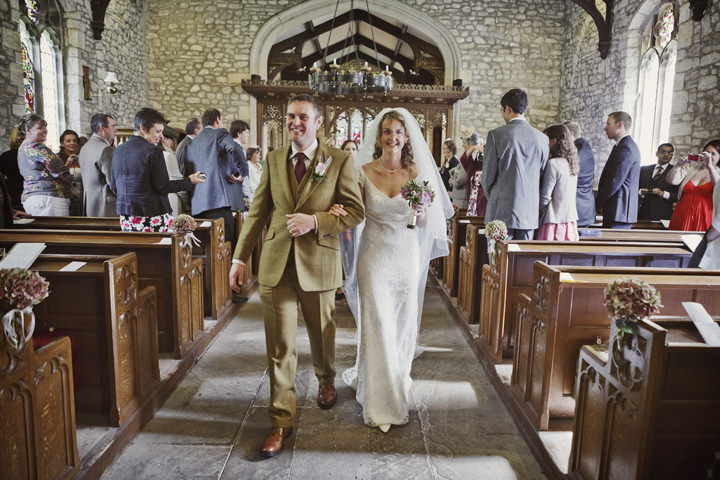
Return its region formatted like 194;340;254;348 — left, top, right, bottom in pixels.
317;383;337;409
260;426;293;458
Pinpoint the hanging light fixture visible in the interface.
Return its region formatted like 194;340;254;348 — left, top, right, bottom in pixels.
307;0;394;95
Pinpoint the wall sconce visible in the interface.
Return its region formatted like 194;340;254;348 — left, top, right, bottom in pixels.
104;72;119;94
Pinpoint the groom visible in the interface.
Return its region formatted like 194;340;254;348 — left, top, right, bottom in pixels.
229;94;364;457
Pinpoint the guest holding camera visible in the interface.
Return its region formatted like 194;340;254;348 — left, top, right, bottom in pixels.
698;143;720;269
666;139;720;231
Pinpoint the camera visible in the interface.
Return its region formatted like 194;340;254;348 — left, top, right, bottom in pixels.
687;153;700;161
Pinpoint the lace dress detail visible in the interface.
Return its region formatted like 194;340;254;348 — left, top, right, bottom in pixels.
342;167;420;428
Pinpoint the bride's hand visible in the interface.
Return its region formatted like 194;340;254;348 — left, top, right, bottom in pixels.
328;203;347;217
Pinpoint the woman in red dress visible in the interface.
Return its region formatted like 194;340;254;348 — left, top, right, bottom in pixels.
667;139;720;231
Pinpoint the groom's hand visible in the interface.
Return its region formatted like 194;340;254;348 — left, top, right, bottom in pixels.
286;213;316;237
229;263;245;292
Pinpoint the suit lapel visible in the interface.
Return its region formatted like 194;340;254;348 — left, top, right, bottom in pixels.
274;145;293;207
296;142;329;209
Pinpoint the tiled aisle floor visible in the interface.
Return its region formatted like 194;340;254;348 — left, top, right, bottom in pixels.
102;284;546;480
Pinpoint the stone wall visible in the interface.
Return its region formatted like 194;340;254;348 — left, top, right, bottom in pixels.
559;0;720;181
0;0;148;152
146;0;566;139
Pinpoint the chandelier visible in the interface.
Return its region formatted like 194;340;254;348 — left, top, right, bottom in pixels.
307;0;394;95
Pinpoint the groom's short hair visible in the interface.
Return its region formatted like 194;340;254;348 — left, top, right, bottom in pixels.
289;94;322;119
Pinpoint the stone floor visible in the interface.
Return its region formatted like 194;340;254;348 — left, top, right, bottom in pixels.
101;283;546;480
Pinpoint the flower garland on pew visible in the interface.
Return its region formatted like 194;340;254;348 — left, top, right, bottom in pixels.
604;278;662;347
0;268;49;369
485;219;508;264
172;214;201;248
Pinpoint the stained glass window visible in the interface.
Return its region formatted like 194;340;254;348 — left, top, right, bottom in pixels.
19;22;34;113
350;110;362;143
40;30;59;151
657;5;674;50
335;111;348;145
25;0;38;24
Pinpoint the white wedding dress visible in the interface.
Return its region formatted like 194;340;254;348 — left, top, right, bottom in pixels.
343;167;420;429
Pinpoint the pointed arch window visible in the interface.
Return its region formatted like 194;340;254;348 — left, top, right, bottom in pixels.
635;3;677;165
19;21;35;113
17;0;65;151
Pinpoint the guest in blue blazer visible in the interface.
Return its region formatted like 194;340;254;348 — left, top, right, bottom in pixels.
110;108;205;232
596;112;641;229
185;108;243;242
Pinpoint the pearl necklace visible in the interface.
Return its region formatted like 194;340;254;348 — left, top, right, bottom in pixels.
377;158;403;173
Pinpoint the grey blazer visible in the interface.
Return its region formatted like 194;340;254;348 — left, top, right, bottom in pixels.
449;164;468;209
185;127;241;215
481;118;549;229
78;134;116;217
539;157;578;225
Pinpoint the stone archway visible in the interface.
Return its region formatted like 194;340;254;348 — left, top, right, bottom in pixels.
247;0;464;136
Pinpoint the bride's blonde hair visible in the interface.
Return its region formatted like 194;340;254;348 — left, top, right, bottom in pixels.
372;110;415;168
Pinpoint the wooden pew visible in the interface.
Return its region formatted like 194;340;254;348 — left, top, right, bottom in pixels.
0;230;204;359
15;216;233;321
30;253;159;427
440;214;483;298
511;262;720;431
1;315;79;480
479;240;693;363
457;223;489;324
454;227;698;327
570;316;720;480
588;219;668;230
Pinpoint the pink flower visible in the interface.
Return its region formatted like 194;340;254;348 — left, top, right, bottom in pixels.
131;217;142;224
0;268;50;311
151;217;161;225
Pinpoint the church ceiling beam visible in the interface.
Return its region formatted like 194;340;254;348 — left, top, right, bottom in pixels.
333;51;405;79
688;0;709;21
270;9;440;59
90;0;111;40
569;0;614;59
301;33;414;72
305;21;324;55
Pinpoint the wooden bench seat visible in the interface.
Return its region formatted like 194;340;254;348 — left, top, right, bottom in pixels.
1;316;78;480
0;229;204;359
511;262;720;431
16;216;234;321
570;316;720;479
479;240;693;363
30;253;160;427
441;215;484;298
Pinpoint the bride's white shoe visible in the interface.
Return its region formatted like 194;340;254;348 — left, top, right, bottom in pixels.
378;424;391;433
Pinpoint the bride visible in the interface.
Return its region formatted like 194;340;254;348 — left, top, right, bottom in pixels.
332;108;453;432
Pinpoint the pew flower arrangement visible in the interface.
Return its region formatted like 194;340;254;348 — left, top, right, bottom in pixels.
604;278;662;346
401;179;435;228
485;220;508;263
0;268;49;350
172;214;201;248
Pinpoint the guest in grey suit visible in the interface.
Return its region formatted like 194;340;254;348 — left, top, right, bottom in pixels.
78;113;117;217
176;118;201;176
596;112;641;229
481;89;549;240
185;108;242;242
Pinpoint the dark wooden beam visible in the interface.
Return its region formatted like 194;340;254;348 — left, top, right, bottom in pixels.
90;0;111;40
305;21;323;54
300;33;414;72
569;0;614;59
688;0;709;21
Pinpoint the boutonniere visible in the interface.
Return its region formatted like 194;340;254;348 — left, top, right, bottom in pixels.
312;156;333;183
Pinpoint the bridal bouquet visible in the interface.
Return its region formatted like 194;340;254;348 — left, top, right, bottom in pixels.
172;214;201;247
0;268;49;350
604;278;662;345
401;179;435;229
485;219;508;263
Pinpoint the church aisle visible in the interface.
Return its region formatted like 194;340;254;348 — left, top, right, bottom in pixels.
101;283;545;480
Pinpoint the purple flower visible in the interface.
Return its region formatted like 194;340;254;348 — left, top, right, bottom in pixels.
0;268;50;311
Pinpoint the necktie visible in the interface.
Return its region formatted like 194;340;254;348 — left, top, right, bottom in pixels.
652;165;663;182
294;152;307;183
